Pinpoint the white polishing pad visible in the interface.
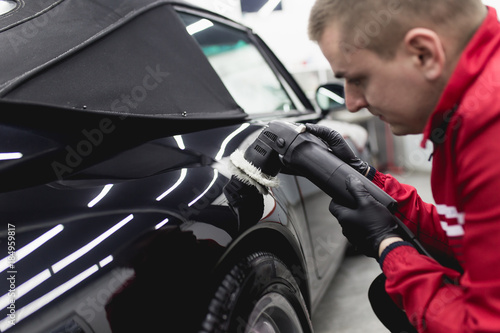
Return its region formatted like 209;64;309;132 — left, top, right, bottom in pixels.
229;149;279;194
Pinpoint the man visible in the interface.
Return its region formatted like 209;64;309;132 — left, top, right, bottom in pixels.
306;0;500;332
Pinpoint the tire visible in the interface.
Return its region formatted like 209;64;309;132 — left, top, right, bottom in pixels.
199;252;313;333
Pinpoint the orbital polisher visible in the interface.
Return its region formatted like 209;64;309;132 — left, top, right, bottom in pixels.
227;120;432;258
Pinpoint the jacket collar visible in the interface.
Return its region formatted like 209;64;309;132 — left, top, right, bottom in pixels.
421;6;500;147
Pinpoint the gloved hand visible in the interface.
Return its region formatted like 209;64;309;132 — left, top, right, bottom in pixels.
305;123;370;177
330;175;400;258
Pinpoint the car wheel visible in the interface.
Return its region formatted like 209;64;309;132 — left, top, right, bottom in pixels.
199;252;312;333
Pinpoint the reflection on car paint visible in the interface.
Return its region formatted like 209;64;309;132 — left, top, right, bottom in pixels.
0;225;64;273
173;135;186;150
87;184;114;208
155;168;188;201
0;153;23;161
188;169;219;207
0;124;268;331
154;218;169;230
214;123;250;161
51;215;134;274
0;256;113;332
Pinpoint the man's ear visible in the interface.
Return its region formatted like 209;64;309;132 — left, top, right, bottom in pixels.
404;28;445;81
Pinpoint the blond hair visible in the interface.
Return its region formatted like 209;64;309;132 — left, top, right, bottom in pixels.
308;0;484;58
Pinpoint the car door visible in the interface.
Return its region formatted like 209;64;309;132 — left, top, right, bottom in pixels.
174;6;346;289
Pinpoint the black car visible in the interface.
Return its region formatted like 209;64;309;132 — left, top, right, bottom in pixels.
0;1;367;332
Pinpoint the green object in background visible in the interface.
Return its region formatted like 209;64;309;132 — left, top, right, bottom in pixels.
202;40;248;56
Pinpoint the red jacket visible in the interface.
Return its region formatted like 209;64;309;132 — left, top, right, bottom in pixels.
374;7;500;332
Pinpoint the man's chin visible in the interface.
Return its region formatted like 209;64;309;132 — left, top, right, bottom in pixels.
388;123;421;136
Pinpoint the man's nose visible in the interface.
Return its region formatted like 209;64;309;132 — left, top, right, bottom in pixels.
344;89;368;112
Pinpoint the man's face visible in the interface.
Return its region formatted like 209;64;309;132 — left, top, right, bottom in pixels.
318;23;441;135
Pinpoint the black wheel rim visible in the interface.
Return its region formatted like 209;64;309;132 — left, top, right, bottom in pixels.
245;292;304;333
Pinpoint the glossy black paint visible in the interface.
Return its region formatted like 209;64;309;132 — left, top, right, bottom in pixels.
0;2;349;332
0;118;346;332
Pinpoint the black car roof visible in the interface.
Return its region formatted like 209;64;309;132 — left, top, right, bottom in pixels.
0;0;246;121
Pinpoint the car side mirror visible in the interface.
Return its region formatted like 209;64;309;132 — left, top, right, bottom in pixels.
315;83;345;114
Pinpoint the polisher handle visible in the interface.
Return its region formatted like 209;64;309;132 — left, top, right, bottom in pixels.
281;132;398;212
237;121;433;258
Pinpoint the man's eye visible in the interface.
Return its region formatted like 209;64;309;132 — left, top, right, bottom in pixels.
347;78;361;86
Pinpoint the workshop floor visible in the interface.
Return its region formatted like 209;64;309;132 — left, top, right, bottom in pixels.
311;171;433;333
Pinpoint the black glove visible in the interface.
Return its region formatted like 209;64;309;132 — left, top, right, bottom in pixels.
305;123;370;177
329;175;400;258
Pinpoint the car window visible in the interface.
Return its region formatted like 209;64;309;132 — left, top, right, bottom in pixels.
177;12;295;115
